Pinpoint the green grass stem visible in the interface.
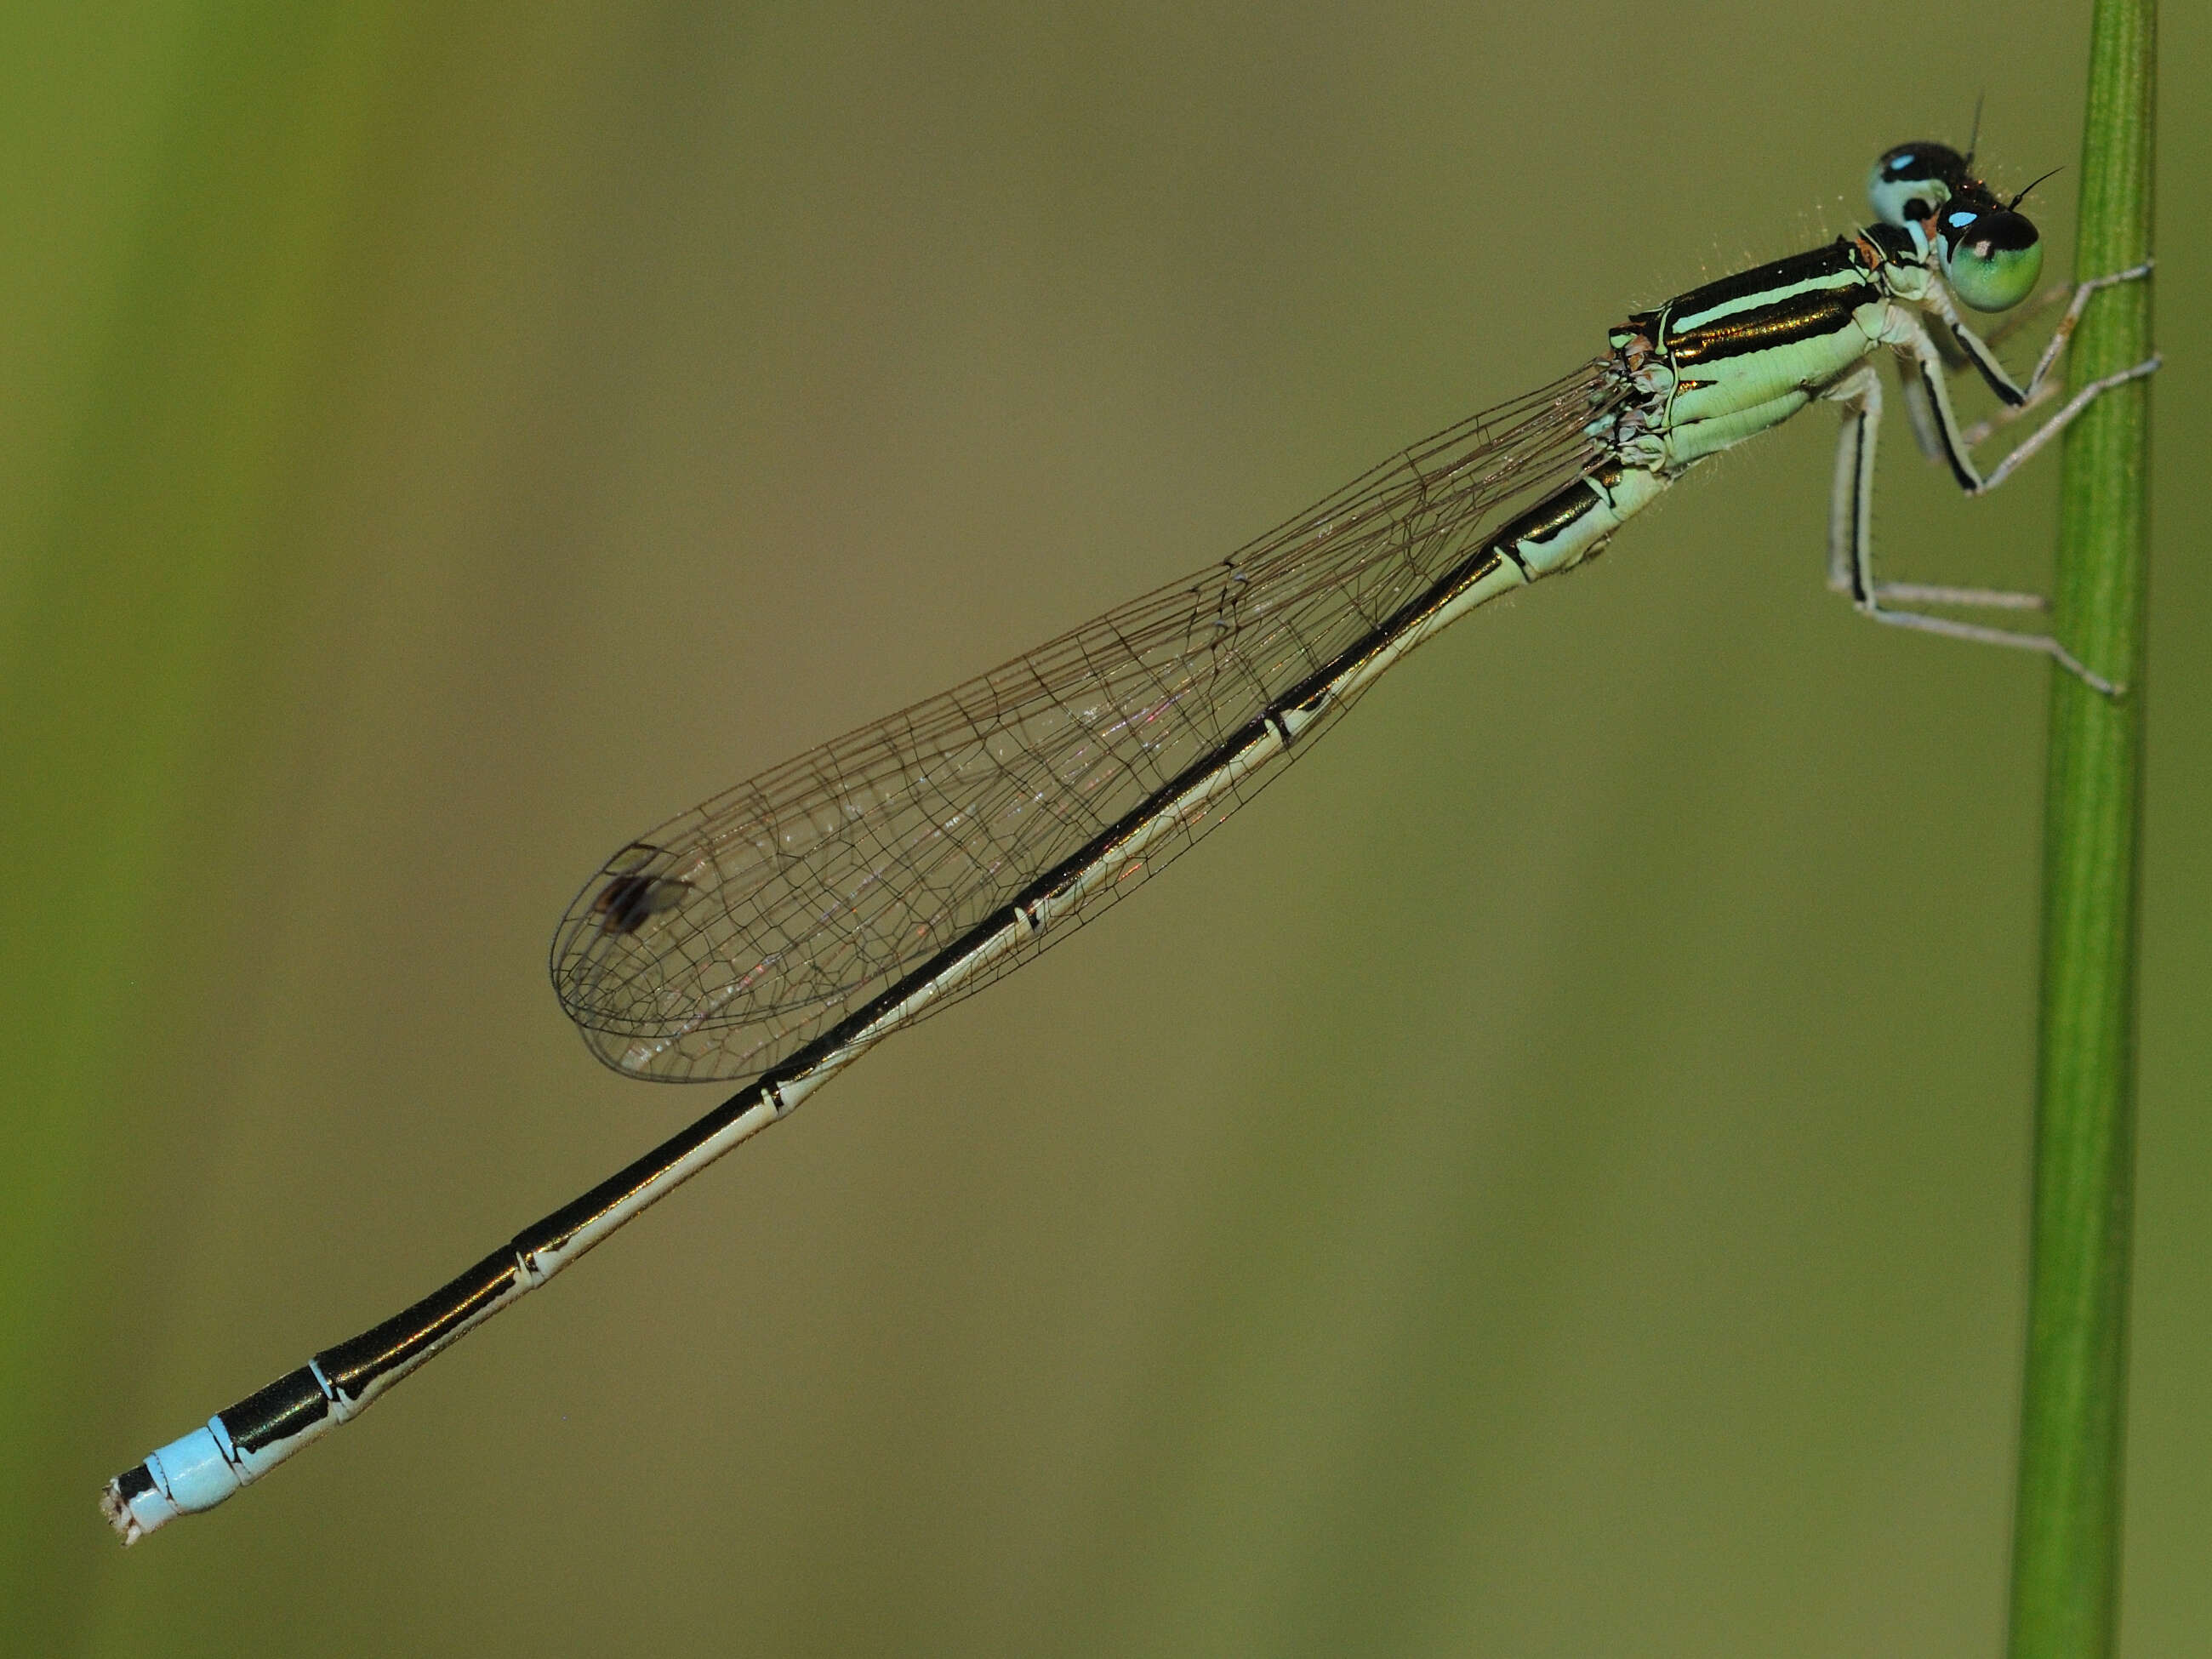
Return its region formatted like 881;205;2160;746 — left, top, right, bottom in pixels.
2005;1;2158;1654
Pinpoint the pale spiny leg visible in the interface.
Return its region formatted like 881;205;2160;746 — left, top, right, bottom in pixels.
2009;260;2156;403
1821;365;2037;617
1924;261;2152;409
1819;313;2154;695
1826;364;1878;596
1963;353;2161;497
1956;264;2157;447
1907;280;2070;456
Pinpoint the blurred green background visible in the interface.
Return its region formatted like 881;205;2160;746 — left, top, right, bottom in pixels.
4;3;2205;1654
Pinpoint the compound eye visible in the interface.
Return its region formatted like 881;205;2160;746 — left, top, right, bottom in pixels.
1868;141;1968;227
1941;207;2044;311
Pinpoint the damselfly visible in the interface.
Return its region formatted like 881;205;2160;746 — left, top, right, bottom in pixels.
104;138;2157;1542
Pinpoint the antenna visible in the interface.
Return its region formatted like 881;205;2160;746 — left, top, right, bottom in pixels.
2009;166;2065;210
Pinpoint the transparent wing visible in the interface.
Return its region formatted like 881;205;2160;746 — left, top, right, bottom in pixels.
551;363;1615;1082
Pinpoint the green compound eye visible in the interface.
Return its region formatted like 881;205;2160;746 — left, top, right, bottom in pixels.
1867;141;1970;227
1940;206;2044;311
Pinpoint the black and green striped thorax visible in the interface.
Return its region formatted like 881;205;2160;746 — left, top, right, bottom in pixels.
1595;223;1925;473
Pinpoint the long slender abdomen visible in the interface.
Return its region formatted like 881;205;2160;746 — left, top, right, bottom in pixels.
1490;463;1668;579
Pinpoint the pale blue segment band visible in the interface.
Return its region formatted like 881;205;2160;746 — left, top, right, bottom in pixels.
140;1424;243;1524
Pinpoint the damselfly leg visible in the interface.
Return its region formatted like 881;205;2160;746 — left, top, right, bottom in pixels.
1824;146;2157;693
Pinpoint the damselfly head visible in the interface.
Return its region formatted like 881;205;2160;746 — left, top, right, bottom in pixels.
1868;139;2044;312
1867;142;1975;230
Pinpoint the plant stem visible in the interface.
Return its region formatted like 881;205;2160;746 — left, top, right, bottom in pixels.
2005;1;2157;1655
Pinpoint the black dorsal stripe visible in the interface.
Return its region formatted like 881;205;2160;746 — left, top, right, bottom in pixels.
1662;283;1871;367
1657;240;1862;328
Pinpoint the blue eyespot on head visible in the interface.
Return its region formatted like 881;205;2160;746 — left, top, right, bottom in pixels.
1868;141;1972;228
